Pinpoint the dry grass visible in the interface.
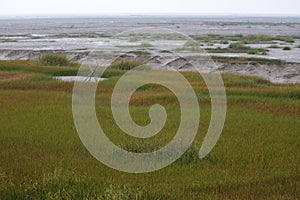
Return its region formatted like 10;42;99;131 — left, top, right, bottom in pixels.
0;71;32;82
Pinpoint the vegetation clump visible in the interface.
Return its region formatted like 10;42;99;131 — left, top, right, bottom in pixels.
37;53;71;67
205;42;268;55
109;59;145;70
283;46;291;50
229;42;268;55
193;34;295;44
129;51;151;56
228;42;251;51
139;42;153;47
268;45;281;48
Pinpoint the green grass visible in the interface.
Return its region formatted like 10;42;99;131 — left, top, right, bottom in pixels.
0;60;299;199
228;42;251;51
268;45;281;48
241;34;295;43
0;38;18;43
36;53;73;67
229;42;269;55
205;43;268;55
109;59;145;70
139;42;153;47
159;50;173;54
210;56;282;64
129;51;151;56
193;34;295;44
126;33;186;41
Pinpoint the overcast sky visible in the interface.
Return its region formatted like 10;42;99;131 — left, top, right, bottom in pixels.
0;0;299;16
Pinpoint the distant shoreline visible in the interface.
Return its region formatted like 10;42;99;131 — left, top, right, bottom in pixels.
1;14;300;20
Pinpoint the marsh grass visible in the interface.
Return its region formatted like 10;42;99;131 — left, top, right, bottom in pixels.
159;50;173;54
193;34;295;44
210;56;282;64
139;42;153;47
109;59;145;70
0;38;18;43
0;60;299;199
268;45;281;48
205;43;268;55
229;42;269;55
283;46;291;50
37;53;76;67
127;33;186;41
129;50;151;56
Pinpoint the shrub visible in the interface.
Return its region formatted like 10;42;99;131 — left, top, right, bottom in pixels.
37;53;70;67
283;46;291;50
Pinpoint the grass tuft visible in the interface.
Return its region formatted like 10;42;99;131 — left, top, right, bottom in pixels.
109;59;145;70
268;45;281;48
283;46;291;50
37;53;71;67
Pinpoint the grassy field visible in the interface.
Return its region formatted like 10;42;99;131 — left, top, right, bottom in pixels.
0;60;299;199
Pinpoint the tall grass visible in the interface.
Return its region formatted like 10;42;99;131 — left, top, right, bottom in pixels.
37;53;71;67
109;59;145;70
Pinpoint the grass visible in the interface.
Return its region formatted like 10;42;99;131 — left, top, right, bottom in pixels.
129;51;151;56
205;43;268;55
0;60;299;199
178;40;202;51
241;34;295;43
228;42;251;51
229;42;269;55
109;59;145;70
0;38;18;43
159;50;173;54
193;34;295;44
36;53;73;67
126;33;186;41
268;45;281;48
210;56;282;64
139;42;153;47
283;46;291;51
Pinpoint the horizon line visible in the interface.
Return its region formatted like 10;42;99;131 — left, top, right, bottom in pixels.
1;12;300;19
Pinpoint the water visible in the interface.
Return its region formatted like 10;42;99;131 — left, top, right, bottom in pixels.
1;16;300;36
54;76;106;82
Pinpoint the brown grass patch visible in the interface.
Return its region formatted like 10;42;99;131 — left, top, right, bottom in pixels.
0;72;31;82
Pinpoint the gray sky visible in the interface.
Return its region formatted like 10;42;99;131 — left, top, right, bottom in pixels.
0;0;299;16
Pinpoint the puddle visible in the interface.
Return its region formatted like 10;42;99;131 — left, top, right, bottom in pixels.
54;76;106;82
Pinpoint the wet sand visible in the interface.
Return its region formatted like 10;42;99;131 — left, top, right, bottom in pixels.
0;16;300;83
